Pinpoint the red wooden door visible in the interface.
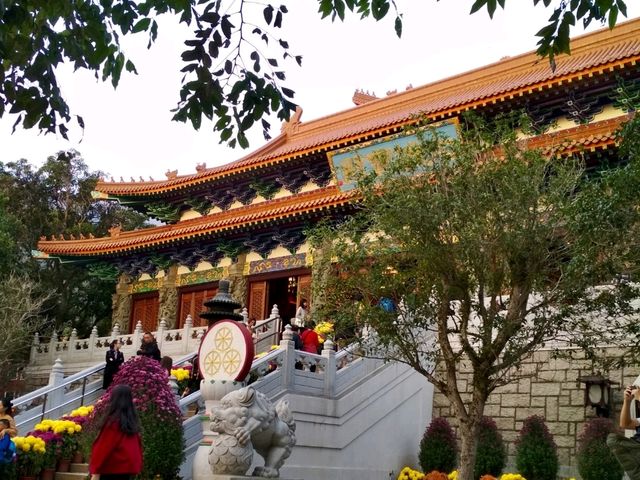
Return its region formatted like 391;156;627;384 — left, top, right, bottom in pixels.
178;283;218;327
248;280;268;321
130;292;159;333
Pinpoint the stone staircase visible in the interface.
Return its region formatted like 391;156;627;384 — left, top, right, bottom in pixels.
55;462;89;480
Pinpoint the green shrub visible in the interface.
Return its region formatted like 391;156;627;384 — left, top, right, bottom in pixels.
474;416;506;480
577;418;623;480
419;417;457;474
89;356;185;479
515;415;558;480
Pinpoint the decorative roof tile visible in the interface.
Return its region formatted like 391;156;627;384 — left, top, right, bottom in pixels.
95;18;640;197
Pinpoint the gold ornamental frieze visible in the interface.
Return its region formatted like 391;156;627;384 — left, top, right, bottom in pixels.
176;267;228;287
129;277;163;294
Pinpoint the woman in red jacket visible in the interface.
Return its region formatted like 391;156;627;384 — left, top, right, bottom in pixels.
90;384;143;480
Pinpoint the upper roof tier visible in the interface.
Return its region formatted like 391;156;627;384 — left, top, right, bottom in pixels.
95;18;640;198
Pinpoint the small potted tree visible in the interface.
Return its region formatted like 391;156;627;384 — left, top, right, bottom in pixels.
515;416;558;480
577;418;623;480
419;417;457;475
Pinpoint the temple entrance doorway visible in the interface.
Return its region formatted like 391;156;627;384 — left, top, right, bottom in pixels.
267;276;296;326
247;269;311;326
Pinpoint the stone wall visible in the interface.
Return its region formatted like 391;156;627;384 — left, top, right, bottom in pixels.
431;348;639;476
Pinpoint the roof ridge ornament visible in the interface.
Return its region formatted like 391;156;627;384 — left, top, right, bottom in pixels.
108;225;122;237
352;89;378;105
165;169;178;180
280;106;303;136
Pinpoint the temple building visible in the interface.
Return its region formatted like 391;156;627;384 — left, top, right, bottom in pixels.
37;18;640;334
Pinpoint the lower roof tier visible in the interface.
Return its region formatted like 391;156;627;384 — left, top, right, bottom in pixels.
37;186;356;258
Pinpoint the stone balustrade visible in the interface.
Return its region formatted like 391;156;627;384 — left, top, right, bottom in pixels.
28;306;282;367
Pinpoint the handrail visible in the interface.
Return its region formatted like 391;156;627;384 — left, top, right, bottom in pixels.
17;382;104;429
15;351;198;419
13;362;107;408
173;351;198;366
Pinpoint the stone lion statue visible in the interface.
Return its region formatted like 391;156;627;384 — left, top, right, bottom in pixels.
209;386;296;478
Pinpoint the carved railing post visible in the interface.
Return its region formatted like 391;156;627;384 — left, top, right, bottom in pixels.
132;320;142;350
69;328;78;349
30;333;40;363
280;325;295;390
46;358;65;420
323;339;336;397
111;323;121;339
183;314;193;354
49;331;58;362
157;318;167;350
241;307;249;324
88;325;98;359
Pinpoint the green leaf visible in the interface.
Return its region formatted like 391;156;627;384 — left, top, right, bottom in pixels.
470;0;488;15
318;0;333;18
334;0;345;20
125;60;137;74
238;132;249;148
263;5;274;24
608;6;618;29
371;0;389;20
394;15;402;38
132;18;151;33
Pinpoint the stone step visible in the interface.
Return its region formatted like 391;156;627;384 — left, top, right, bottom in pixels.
55;472;88;480
70;463;89;473
55;463;89;480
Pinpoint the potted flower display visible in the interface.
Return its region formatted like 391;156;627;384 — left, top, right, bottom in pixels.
62;405;94;462
13;435;46;480
33;419;82;471
170;367;191;396
29;430;61;480
314;321;334;343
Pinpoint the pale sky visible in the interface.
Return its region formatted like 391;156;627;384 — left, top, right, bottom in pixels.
2;1;639;179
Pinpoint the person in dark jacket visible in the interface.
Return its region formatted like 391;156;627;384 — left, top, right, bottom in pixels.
290;325;304;350
103;340;125;389
136;331;161;361
89;384;143;480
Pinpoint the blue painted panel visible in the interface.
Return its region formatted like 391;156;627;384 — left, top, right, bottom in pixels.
330;122;457;191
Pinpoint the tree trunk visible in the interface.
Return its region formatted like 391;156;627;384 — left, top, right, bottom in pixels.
457;414;480;480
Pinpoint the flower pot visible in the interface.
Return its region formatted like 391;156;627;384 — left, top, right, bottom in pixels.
72;451;84;463
40;468;56;480
57;458;71;472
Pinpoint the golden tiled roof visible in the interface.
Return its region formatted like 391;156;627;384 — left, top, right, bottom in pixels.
95;18;640;197
38;187;355;256
38;113;628;257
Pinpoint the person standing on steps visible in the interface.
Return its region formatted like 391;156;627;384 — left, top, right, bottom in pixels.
136;331;161;361
103;340;125;390
295;299;308;327
89;384;143;480
0;399;17;438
